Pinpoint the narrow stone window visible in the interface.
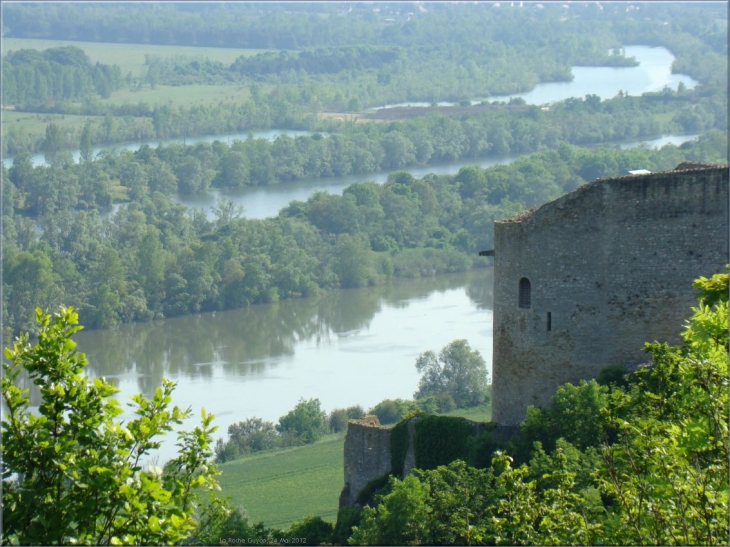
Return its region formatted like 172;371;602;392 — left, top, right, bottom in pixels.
366;432;373;450
547;312;552;331
518;278;531;309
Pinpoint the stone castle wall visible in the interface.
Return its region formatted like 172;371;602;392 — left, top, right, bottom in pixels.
340;416;521;506
492;164;729;424
341;416;392;507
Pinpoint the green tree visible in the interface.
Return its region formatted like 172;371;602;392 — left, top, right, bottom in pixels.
330;233;374;288
79;122;93;163
367;398;414;425
287;515;334;546
596;269;729;545
42;122;64;168
414;339;489;409
2;307;227;545
350;474;431;546
519;379;611;455
225;417;280;455
276;398;327;445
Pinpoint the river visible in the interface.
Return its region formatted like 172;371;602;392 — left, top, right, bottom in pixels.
176;133;699;220
2;45;697;170
54;269;492;463
371;45;698;109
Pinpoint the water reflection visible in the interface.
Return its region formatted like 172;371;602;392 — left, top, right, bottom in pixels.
76;269;493;393
8;269;494;462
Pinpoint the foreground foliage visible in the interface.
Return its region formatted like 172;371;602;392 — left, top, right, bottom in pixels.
2;307;228;545
349;271;729;545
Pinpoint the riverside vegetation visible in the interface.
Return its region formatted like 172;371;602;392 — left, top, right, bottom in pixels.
3;271;727;544
213;339;489;464
3;130;727;339
2;2;726;155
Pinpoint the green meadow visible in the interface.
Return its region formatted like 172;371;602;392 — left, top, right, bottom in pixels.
1;38;269;148
100;83;252;108
2;111;103;135
219;432;346;530
2;37;268;77
217;402;492;530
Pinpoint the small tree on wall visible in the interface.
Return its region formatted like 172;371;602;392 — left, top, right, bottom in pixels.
414;339;489;410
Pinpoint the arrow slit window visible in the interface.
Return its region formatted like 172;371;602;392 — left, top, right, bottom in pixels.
519;278;531;309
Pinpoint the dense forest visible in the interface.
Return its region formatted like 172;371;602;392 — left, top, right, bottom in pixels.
3;130;726;339
3;83;726;166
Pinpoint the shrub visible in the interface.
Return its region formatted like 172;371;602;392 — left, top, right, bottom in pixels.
277;398;327;444
368;398;413;425
287;515;334;546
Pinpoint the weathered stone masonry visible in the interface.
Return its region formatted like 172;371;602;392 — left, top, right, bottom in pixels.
492;163;729;425
340;416;392;507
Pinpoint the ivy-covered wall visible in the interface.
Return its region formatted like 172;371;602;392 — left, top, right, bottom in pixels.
341;413;515;507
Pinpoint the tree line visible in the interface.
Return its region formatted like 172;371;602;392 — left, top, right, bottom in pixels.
3;46;124;108
2;2;725;160
4;83;725;167
3;131;726;339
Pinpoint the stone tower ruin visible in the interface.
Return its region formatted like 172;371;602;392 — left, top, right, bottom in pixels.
491;162;729;424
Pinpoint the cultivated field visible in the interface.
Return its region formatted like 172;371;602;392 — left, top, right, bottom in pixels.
219;432;346;529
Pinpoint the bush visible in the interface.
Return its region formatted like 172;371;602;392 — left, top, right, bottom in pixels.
368;398;414;425
277;398;327;444
329;404;366;433
286;515;334;546
332;507;363;545
2;307;226;545
215;437;242;463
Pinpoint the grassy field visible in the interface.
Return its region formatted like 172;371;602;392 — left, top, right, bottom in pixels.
442;401;492;422
100;84;252;108
2;111;103;135
1;38;268;146
2;38;268;78
219;432;346;530
217;402;491;530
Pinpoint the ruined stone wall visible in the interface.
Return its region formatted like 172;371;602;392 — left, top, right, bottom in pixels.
341;416;391;507
340;416;521;506
492;164;729;425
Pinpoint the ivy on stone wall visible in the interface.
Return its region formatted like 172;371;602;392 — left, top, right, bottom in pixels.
413;415;479;470
390;418;411;477
355;474;391;506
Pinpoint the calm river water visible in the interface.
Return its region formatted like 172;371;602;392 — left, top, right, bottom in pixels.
372;45;698;109
177;133;699;220
66;268;493;463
